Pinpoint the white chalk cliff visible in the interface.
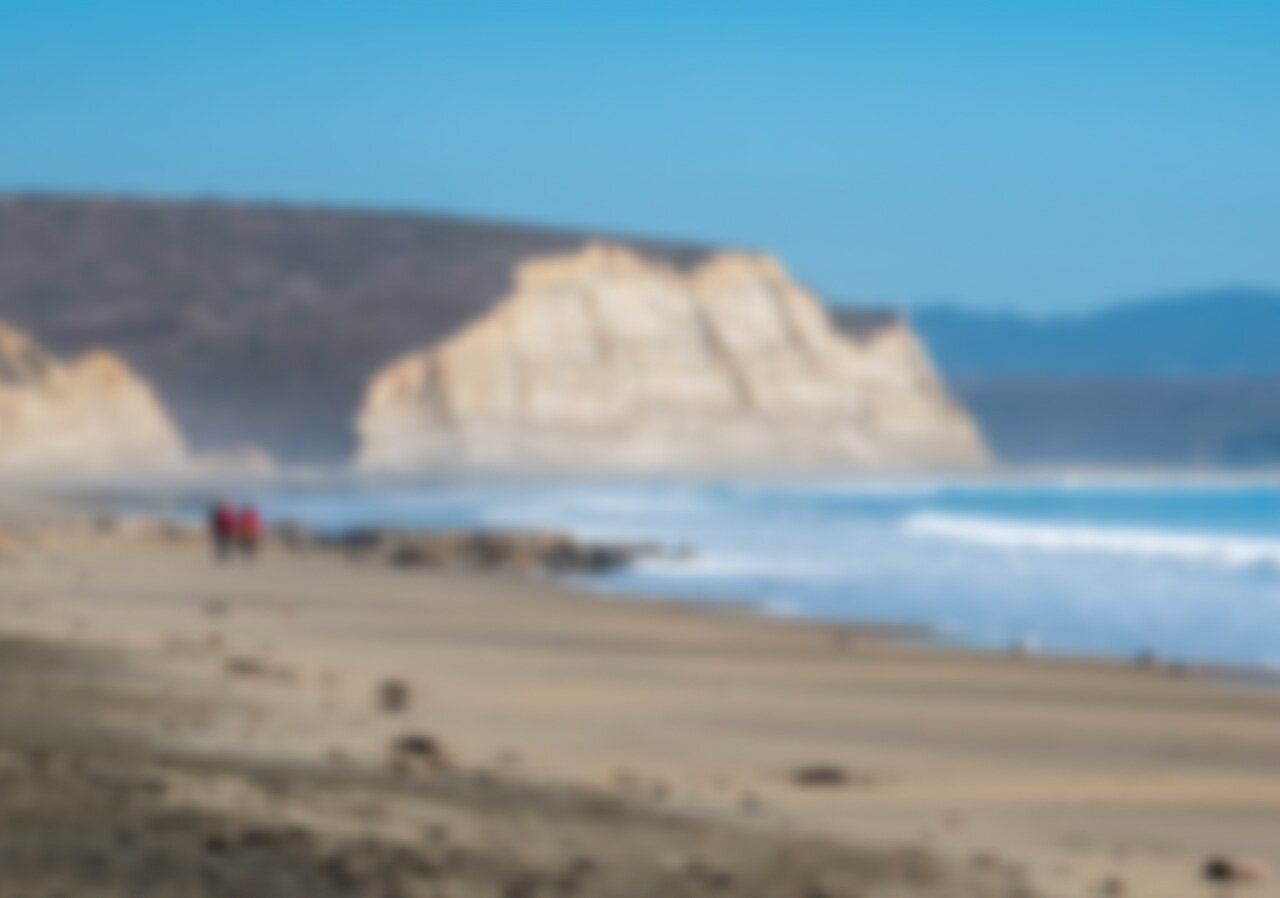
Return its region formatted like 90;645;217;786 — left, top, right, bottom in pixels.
0;322;185;471
356;244;987;472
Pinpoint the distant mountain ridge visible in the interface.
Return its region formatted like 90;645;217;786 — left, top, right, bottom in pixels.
912;288;1280;377
899;289;1280;465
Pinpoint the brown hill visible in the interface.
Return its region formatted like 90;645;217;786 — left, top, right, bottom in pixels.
0;195;711;462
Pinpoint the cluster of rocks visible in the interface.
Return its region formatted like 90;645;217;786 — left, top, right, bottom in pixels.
306;526;650;576
90;512;653;578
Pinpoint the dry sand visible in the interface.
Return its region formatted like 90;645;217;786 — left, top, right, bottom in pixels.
0;513;1276;897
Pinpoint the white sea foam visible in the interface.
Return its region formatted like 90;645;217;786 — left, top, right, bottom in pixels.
903;512;1280;569
628;544;850;583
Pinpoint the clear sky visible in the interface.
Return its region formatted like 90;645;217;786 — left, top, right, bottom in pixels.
2;1;1278;312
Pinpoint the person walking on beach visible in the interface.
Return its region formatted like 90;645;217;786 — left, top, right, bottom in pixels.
209;499;236;562
235;504;263;560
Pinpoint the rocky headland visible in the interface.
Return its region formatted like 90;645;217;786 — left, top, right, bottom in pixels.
0;196;988;473
0;195;710;462
0;322;184;472
357;244;986;472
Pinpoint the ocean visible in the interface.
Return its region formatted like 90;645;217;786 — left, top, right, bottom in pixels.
245;475;1280;670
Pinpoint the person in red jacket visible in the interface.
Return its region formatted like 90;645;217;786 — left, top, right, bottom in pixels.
208;499;236;562
235;504;263;559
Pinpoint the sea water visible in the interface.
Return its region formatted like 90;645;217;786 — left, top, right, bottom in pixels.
248;476;1280;669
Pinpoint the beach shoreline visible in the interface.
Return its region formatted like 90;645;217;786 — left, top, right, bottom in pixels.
0;501;1277;896
64;469;1280;671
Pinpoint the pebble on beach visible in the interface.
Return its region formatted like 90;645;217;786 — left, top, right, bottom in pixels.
377;677;411;713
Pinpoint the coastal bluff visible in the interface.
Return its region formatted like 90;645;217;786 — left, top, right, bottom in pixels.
0;322;184;472
357;244;987;472
0;195;711;462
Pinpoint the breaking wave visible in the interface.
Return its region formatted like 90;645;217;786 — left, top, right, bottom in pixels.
903;511;1280;570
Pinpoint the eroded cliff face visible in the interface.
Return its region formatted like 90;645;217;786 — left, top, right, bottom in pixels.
0;323;185;472
356;244;987;472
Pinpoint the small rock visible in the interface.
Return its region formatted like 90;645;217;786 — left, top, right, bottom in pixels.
791;764;863;787
1097;874;1126;896
1204;855;1268;884
390;733;448;775
224;655;293;682
225;655;267;678
378;678;412;713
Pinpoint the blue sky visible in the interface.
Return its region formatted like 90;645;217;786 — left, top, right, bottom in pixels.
2;1;1278;312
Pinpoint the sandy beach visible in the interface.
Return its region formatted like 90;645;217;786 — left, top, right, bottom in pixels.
0;508;1276;897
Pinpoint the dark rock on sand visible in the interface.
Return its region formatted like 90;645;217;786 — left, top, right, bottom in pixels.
1096;874;1127;896
224;655;293;683
389;732;448;775
1203;855;1268;884
792;765;876;788
377;678;411;713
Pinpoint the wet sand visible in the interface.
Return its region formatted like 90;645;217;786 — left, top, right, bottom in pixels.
0;516;1276;897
